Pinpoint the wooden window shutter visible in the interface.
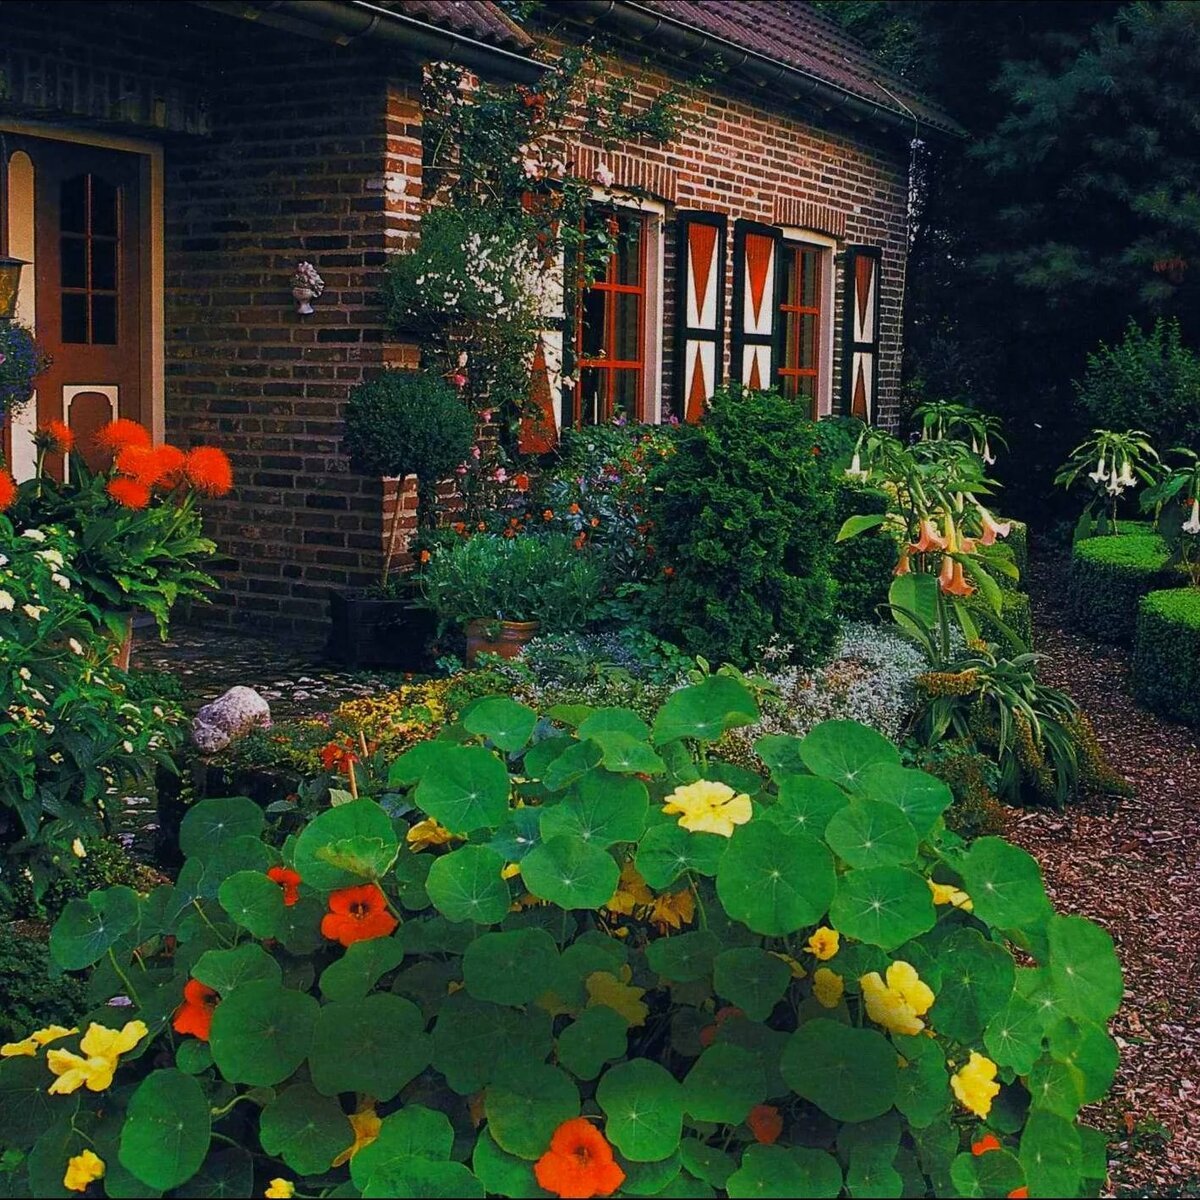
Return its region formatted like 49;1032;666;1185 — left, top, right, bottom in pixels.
840;246;882;422
519;192;566;453
674;210;726;422
730;220;781;392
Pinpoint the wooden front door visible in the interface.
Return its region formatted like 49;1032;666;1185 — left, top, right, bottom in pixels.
4;136;146;473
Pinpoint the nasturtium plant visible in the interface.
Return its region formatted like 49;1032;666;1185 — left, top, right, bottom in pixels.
0;677;1120;1198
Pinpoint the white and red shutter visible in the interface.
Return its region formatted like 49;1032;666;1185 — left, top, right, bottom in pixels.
674;210;726;422
841;246;882;421
519;195;566;453
730;220;781;391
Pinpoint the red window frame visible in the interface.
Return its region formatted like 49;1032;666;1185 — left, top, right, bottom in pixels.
776;243;824;418
573;209;649;426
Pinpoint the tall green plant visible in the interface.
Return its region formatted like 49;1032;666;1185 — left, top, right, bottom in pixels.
1054;428;1160;542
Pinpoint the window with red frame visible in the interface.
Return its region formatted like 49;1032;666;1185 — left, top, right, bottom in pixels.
573;209;648;425
776;243;825;416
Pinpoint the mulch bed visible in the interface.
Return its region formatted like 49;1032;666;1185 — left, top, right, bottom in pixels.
1007;556;1200;1197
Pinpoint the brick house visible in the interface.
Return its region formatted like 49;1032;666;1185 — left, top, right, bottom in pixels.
0;0;957;641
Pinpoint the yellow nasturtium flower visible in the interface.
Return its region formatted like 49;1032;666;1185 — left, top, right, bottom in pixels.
951;1051;1001;1118
331;1100;382;1168
63;1149;105;1193
928;878;974;912
860;962;935;1037
406;817;457;852
265;1180;296;1199
1;1024;78;1057
662;780;752;838
812;968;844;1009
806;927;840;960
46;1021;147;1095
585;968;649;1027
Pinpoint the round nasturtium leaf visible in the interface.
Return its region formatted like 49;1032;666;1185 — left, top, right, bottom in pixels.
176;1039;213;1076
521;834;620;911
856;764;952;840
892;1034;949;1128
179;796;264;862
293;800;398;893
828;866;936;950
651;676;759;745
259;1083;351;1177
557;1006;628;1082
209;981;319;1087
682;1043;768;1125
174;1146;252;1198
824;799;919;869
118;1070;211;1191
646;930;721;983
192;942;281;995
538;773;649;848
762;775;848;839
929;927;1015;1044
680;1140;736;1189
473;1129;552;1199
596;1058;684;1163
485;1063;580;1160
1026;1057;1086;1119
432;995;552;1095
578;708;652;742
464;928;560;1006
49;886;140;971
542;740;605;792
426;845;511;925
1047;914;1123;1023
950;1148;1025;1199
716;822;836;937
360;1159;484;1199
218;870;286;940
781;1019;898;1123
798;721;900;791
588;732;667;775
319;936;407;1004
350;1105;454;1190
309;994;430;1101
1019;1109;1081;1198
417;744;511;833
1047;1018;1119;1105
489;807;544;864
0;1056;59;1146
463;697;538;752
726;1145;842;1199
635;823;726;889
712;948;791;1021
984;993;1045;1075
959;837;1053;933
753;734;808;780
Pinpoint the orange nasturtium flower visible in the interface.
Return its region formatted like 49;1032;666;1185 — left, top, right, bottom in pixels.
267;866;301;907
748;1104;783;1145
105;477;152;510
321;883;398;947
319;741;357;774
972;1133;1002;1156
173;979;220;1041
1007;1189;1029;1199
534;1118;625;1199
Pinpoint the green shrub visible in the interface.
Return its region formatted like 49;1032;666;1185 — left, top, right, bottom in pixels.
1005;519;1028;577
969;588;1033;649
648;386;840;666
1132;588;1200;726
1069;533;1178;644
831;484;899;622
0;929;87;1044
1075;317;1200;452
909;741;1008;840
7;678;1119;1198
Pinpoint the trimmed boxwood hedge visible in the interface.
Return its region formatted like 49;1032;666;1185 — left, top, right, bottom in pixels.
1069;533;1178;644
831;483;899;622
1006;519;1028;578
969;588;1033;649
1132;589;1200;727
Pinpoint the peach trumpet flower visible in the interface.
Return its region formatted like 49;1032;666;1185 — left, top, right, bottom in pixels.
909;517;947;554
977;506;1011;547
893;550;912;576
939;557;976;597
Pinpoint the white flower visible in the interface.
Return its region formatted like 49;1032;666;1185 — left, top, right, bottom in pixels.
36;548;64;567
18;668;30;681
21;529;46;542
122;741;134;753
1184;499;1200;535
1118;459;1136;488
981;439;996;466
69;638;84;655
0;591;13;612
51;574;70;590
71;838;87;859
21;604;44;621
1087;457;1107;483
594;161;615;187
845;452;869;482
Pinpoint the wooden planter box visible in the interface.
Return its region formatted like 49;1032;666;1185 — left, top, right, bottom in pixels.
327;590;439;671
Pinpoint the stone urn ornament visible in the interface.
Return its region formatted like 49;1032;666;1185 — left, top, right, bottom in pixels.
291;261;324;315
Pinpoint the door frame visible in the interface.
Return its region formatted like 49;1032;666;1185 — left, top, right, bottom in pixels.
1;119;164;458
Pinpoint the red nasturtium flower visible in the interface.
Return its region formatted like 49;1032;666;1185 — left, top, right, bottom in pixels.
321;884;398;947
267;866;301;907
173;979;220;1041
319;741;357;774
106;477;152;510
94;418;151;453
0;470;16;513
534;1118;625;1200
1007;1190;1028;1199
972;1133;1002;1156
184;446;234;497
747;1104;783;1145
698;1005;744;1048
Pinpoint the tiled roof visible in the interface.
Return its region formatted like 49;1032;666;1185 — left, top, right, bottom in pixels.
625;1;960;135
379;0;535;51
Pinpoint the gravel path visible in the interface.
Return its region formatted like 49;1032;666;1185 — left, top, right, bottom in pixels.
1005;558;1200;1197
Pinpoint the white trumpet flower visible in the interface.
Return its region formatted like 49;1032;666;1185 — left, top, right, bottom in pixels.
1088;456;1107;483
1118;459;1136;488
1184;499;1200;535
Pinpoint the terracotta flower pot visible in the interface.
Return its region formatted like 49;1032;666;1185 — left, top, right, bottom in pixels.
464;619;540;665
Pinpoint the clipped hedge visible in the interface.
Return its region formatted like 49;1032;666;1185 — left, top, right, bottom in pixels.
1069;534;1176;644
1132;588;1200;726
831;483;899;622
1005;519;1028;578
969;588;1033;649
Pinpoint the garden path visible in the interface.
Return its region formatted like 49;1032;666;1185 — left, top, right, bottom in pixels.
1009;556;1200;1196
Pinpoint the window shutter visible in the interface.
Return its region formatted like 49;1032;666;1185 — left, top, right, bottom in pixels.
841;246;882;422
519;200;566;453
730;220;781;392
674;210;726;422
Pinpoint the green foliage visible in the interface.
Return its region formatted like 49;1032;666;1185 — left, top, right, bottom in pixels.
1069;534;1179;644
968;588;1033;650
910;742;1007;841
3;678;1121;1198
343;369;475;529
1132;588;1200;726
647;386;840;667
0;929;87;1043
421;534;602;631
1076;318;1200;453
831;484;899;622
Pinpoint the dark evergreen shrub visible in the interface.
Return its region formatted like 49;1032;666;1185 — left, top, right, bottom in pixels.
1068;533;1178;644
1132;588;1200;727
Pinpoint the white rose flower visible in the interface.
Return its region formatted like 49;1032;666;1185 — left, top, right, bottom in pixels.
21;529;46;542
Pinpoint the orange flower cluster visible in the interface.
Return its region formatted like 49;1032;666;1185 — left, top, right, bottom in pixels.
172;979;220;1041
534;1119;625;1200
0;470;16;513
95;419;234;510
321;884;397;947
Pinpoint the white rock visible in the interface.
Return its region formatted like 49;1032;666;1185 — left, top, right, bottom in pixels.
192;686;272;754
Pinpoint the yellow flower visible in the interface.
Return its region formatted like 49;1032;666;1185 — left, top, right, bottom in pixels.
45;1021;147;1095
406;817;457;852
860;962;935;1037
769;951;806;979
951;1051;1001;1118
63;1149;105;1193
662;780;752;838
1;1024;78;1057
812;967;844;1009
585;968;648;1027
928;878;974;912
331;1100;382;1168
649;888;695;932
79;1021;147;1060
501;862;522;880
265;1180;295;1199
605;861;654;917
806;927;840;960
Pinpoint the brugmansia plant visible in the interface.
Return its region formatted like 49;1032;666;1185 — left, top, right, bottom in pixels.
911;399;1007;466
1054;428;1160;542
1141;447;1200;586
0;678;1120;1198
